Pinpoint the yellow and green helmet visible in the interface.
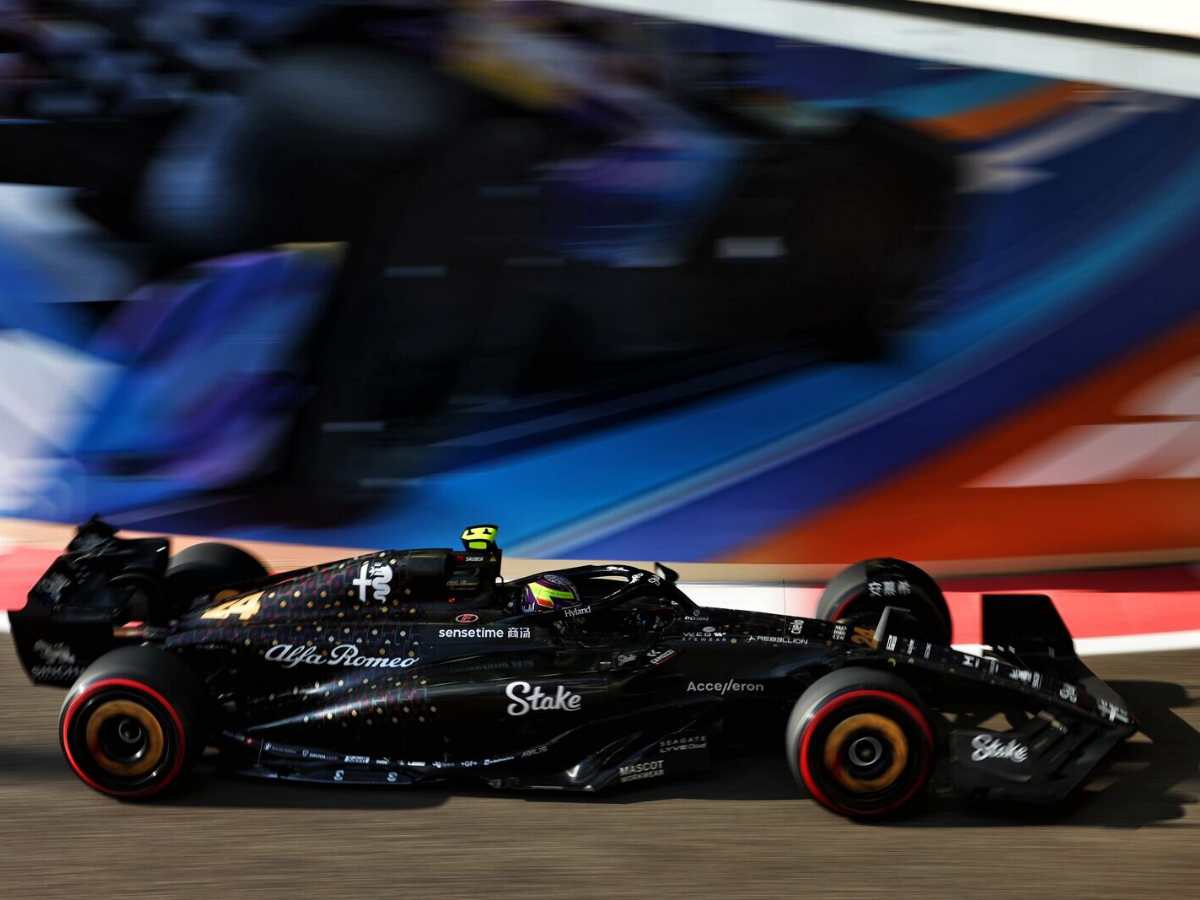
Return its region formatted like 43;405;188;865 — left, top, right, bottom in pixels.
521;573;581;614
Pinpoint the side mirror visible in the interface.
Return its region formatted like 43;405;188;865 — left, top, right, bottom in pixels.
654;562;679;584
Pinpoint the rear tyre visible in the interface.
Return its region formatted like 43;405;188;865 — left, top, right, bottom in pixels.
165;542;268;616
816;558;951;645
59;646;205;800
787;667;935;819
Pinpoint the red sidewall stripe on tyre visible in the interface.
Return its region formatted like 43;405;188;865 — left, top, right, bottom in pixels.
829;593;859;623
61;677;187;799
799;688;933;817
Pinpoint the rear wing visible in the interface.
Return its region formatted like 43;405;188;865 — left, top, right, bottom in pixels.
9;517;170;687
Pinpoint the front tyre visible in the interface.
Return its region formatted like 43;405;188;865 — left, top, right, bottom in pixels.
59;647;205;799
816;558;951;645
787;667;935;819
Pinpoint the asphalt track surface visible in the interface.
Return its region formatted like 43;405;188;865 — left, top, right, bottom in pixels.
1;644;1197;900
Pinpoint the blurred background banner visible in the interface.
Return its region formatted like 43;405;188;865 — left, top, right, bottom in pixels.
0;0;1197;563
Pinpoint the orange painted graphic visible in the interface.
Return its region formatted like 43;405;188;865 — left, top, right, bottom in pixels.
731;316;1200;563
917;82;1102;141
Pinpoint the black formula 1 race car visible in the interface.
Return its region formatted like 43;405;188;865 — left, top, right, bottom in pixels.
11;518;1136;818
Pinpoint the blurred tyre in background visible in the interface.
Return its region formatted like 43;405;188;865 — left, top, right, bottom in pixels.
0;1;957;513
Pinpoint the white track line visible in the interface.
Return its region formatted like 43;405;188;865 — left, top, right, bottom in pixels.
1074;629;1200;655
952;631;1200;656
917;1;1200;40
567;0;1200;100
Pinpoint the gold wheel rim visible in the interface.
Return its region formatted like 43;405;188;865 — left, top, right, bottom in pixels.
823;712;908;793
84;699;166;777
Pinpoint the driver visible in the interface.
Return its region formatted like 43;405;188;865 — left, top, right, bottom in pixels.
521;574;582;614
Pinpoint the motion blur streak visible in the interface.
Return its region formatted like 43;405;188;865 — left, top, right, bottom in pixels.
0;0;1194;565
